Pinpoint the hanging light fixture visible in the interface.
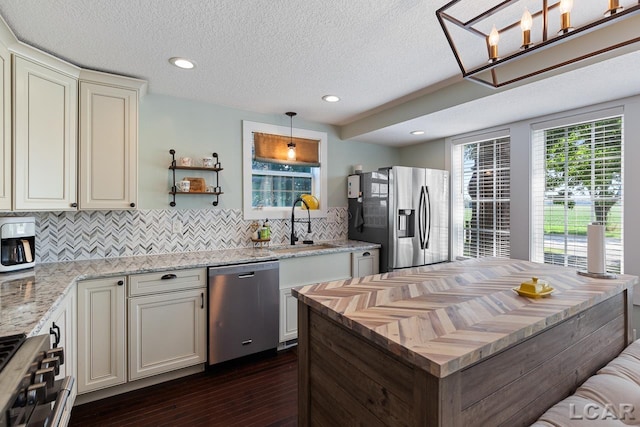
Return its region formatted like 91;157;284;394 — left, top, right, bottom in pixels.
436;0;640;88
286;112;297;161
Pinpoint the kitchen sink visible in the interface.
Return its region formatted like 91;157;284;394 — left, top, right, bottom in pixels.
270;243;337;254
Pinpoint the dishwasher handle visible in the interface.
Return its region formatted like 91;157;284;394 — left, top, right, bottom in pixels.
238;272;255;279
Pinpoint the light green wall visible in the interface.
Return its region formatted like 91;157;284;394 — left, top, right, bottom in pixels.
138;94;400;209
397;138;446;170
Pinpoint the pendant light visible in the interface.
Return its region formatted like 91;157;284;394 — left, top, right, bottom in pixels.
286;112;297;161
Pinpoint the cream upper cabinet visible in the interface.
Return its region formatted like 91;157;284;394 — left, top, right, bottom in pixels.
79;76;141;210
0;42;10;211
13;56;78;211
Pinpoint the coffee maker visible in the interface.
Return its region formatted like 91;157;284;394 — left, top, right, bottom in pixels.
0;217;35;272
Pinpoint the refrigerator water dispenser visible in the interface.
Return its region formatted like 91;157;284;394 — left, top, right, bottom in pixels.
397;209;415;238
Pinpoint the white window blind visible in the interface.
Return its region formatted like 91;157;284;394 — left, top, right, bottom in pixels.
452;136;510;259
531;114;623;273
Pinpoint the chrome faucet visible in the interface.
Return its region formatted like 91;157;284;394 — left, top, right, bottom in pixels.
291;197;312;245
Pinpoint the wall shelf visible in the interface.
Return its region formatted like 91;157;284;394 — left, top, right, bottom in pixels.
168;149;223;206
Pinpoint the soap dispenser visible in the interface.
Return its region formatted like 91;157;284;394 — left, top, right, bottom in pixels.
264;219;271;239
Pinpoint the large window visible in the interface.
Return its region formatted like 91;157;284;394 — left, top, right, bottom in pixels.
451;133;510;259
532;110;623;273
242;120;327;220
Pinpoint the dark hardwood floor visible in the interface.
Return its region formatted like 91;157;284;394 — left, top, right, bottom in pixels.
69;348;298;427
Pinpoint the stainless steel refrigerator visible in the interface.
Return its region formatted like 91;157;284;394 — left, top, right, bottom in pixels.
348;166;449;272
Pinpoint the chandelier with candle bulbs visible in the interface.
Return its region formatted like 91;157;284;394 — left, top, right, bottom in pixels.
436;0;640;88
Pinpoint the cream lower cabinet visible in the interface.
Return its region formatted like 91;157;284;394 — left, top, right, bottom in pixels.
351;249;380;277
77;276;127;394
42;289;76;426
77;269;207;396
128;288;207;381
79;76;142;210
44;290;76;382
279;288;298;343
13;55;78;211
279;252;352;343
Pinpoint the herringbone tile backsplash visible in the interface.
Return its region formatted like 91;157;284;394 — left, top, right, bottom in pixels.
16;208;348;263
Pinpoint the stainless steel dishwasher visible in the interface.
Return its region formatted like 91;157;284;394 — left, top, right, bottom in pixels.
208;260;279;365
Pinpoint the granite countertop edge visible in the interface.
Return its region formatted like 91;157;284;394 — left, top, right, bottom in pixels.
0;240;380;338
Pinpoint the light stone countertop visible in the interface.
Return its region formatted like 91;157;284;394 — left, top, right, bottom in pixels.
0;240;379;338
293;257;637;377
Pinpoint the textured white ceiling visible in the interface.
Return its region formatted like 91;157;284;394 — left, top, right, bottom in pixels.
0;0;638;146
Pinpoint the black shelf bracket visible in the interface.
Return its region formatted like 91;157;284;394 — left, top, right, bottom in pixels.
211;153;220;206
168;149;222;207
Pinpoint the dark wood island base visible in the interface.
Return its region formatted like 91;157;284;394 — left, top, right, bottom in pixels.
294;258;636;426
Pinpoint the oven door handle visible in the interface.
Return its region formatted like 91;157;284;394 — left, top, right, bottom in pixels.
49;376;74;427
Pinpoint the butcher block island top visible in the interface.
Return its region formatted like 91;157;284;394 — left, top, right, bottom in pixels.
293;258;637;426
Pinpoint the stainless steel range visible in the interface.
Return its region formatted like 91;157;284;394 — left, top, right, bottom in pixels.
0;333;73;427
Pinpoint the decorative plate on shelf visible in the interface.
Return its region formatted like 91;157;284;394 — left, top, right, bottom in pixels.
185;177;206;192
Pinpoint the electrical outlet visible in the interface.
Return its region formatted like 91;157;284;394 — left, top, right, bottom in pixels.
172;219;183;234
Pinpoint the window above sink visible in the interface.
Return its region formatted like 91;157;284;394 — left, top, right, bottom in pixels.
242;120;327;220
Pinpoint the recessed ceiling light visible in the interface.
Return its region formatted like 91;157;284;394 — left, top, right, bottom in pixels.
322;95;340;103
410;130;425;135
169;57;196;69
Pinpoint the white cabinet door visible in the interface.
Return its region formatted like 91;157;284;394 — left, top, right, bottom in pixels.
79;81;138;210
0;42;10;210
128;288;206;381
352;249;380;277
279;288;298;343
42;289;76;427
77;277;126;394
13;56;77;211
44;290;76;382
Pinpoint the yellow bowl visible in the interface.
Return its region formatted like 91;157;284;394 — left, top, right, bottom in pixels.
300;194;319;210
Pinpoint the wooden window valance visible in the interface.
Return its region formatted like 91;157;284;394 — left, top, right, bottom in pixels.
253;132;320;166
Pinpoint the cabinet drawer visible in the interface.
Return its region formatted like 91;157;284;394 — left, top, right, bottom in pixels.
129;268;206;296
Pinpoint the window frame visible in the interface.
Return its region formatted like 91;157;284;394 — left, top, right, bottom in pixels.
242;120;327;220
531;107;624;273
450;129;511;260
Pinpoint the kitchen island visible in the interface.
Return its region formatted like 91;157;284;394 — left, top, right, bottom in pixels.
293;258;637;426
